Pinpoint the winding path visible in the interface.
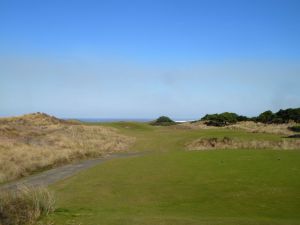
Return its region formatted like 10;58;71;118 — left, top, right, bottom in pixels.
0;152;143;191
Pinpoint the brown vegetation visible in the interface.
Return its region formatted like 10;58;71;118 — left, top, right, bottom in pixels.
180;120;298;135
186;136;300;150
0;113;135;183
226;121;298;135
0;186;55;225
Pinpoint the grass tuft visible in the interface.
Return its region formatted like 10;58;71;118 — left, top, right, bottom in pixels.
0;186;55;225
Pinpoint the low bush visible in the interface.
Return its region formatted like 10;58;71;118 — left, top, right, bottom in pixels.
151;116;176;126
289;125;300;132
287;134;300;139
255;108;300;124
0;186;55;225
201;112;249;127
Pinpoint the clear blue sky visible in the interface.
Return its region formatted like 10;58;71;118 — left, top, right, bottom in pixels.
0;0;300;119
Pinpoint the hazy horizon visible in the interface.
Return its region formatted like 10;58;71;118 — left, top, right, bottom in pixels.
1;0;300;118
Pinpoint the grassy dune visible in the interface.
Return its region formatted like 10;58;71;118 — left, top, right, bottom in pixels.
42;122;300;225
0;113;135;183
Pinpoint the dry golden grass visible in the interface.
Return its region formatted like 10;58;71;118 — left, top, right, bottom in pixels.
175;121;216;130
186;136;300;150
180;120;298;135
0;185;55;225
226;121;297;135
0;113;135;183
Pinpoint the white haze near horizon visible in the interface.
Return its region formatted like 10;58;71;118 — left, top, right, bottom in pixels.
0;56;299;119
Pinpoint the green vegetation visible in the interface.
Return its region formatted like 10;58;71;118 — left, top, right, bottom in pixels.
256;110;274;123
46;150;300;225
40;122;300;225
201;112;248;126
150;116;176;126
256;108;300;124
98;121;283;152
200;107;300;126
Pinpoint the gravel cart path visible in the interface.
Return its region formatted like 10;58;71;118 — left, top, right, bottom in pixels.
0;152;143;191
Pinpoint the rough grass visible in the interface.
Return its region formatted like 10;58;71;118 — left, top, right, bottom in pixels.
0;186;55;225
3;120;300;225
227;121;299;135
186;136;300;150
180;120;299;135
0;113;135;183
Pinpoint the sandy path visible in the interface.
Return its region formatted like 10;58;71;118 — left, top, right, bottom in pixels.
0;152;142;191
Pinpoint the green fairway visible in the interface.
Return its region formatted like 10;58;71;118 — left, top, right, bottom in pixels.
43;123;300;225
97;122;283;152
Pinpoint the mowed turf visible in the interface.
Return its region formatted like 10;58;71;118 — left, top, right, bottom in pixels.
44;123;300;225
97;121;283;152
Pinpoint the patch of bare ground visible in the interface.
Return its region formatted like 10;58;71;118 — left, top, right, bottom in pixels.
0;113;135;183
186;136;300;150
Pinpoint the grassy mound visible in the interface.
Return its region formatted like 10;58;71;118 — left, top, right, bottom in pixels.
0;113;135;183
150;116;176;126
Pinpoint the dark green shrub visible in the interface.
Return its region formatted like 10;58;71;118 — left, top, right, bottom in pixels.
275;108;300;123
201;112;248;126
289;125;300;132
254;108;300;124
256;110;274;123
199;107;300;125
156;116;174;123
151;116;176;126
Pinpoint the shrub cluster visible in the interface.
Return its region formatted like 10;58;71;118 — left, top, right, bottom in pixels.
256;108;300;123
201;112;249;127
200;107;300;126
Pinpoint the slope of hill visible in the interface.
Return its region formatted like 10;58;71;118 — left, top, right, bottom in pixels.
0;113;135;183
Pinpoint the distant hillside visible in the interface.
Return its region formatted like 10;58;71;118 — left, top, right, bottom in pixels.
0;112;77;126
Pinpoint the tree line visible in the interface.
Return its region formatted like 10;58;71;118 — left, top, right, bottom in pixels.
200;108;300;127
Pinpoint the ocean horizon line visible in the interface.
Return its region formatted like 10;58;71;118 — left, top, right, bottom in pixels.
67;118;197;123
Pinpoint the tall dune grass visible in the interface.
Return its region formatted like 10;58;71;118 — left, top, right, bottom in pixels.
181;120;298;135
186;136;300;150
0;186;55;225
0;113;135;183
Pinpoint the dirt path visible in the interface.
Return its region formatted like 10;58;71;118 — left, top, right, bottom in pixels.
0;152;143;191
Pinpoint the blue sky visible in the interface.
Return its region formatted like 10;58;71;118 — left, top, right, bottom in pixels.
0;0;300;119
